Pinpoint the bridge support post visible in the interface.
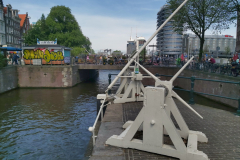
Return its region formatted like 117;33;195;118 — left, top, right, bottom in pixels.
189;76;195;104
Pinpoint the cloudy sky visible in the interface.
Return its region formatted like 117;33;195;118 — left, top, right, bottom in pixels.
4;0;236;53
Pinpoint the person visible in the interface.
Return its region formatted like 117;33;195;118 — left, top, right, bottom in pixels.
94;55;97;65
99;56;102;64
119;56;122;64
210;57;215;64
157;56;160;64
86;55;89;63
12;53;18;65
114;56;117;64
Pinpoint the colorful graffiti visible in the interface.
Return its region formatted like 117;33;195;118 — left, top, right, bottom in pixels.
23;49;64;63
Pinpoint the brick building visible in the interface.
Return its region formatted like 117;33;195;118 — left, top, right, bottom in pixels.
0;0;5;46
4;4;21;48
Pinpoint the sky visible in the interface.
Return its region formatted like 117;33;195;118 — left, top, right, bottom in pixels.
4;0;237;53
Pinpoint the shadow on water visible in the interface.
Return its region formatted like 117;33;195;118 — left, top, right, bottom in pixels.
174;88;237;113
0;70;120;160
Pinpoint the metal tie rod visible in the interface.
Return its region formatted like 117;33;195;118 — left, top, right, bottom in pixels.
105;0;189;93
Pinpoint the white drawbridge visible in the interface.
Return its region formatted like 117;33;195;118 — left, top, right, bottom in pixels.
90;0;209;159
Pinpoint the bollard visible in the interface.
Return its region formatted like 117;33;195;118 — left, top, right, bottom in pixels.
108;74;111;95
189;76;195;104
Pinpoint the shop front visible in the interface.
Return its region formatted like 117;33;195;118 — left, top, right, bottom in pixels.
22;43;71;65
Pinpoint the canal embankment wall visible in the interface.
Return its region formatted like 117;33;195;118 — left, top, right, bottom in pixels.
0;66;98;94
141;67;240;109
17;65;98;88
0;66;18;94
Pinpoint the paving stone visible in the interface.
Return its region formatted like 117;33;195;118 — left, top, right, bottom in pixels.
122;101;240;160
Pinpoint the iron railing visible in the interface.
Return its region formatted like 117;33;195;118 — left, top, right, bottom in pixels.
88;98;107;145
108;73;240;115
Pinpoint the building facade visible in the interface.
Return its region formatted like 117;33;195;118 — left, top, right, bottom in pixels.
19;12;30;38
4;4;21;48
19;12;30;47
127;36;135;55
183;34;236;57
156;5;182;58
0;0;5;46
126;36;146;55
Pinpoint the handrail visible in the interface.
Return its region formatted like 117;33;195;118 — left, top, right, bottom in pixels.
108;73;240;114
88;98;107;145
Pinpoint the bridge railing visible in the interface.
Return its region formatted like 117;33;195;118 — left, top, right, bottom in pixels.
108;73;240;115
88;98;107;145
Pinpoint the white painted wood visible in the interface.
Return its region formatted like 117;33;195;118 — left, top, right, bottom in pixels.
114;72;145;104
106;87;208;160
187;134;198;150
172;91;203;119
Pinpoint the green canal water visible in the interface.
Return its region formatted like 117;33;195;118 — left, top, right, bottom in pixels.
0;70;235;160
0;70;120;160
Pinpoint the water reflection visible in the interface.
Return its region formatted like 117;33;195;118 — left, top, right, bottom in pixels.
0;70;120;160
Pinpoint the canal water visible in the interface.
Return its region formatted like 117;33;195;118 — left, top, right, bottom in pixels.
0;70;235;160
0;70;120;160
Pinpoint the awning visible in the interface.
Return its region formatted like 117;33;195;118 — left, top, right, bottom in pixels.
0;47;22;51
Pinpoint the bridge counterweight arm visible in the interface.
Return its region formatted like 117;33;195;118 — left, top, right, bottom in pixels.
105;0;189;93
170;56;194;83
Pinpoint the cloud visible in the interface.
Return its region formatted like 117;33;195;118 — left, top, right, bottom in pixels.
74;14;157;53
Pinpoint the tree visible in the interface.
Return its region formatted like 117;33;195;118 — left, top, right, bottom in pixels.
225;46;231;55
167;0;235;61
0;53;7;69
71;47;86;56
24;6;91;49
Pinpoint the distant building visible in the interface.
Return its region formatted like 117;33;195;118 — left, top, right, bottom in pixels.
126;36;146;55
19;12;30;38
183;34;236;57
156;5;182;58
127;36;135;55
31;22;36;27
0;0;5;46
4;4;21;48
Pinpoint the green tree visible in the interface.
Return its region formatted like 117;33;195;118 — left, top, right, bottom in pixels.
0;53;7;69
71;47;86;56
24;6;91;49
167;0;235;61
225;46;231;55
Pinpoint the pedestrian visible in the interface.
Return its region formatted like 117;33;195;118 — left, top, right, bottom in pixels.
210;57;215;64
114;56;117;64
12;52;18;65
157;56;160;64
94;55;97;65
86;55;89;63
100;56;102;64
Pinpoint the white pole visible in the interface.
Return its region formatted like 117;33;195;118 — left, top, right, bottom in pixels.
106;0;189;93
170;56;194;82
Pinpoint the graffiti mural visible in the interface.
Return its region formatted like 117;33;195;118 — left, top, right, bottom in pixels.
23;49;64;63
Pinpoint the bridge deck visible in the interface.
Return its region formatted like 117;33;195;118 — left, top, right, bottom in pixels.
90;101;240;160
76;64;176;70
